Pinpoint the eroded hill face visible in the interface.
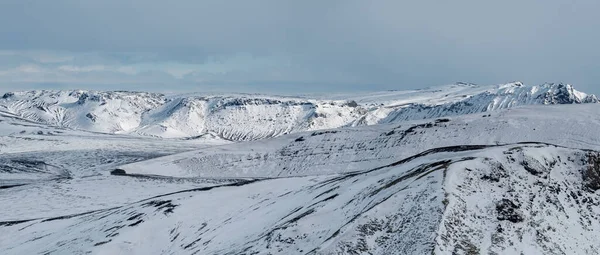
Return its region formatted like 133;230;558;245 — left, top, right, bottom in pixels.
0;83;597;140
1;144;599;254
436;145;600;255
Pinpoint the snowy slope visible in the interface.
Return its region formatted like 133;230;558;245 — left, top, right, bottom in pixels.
0;108;226;180
0;109;231;220
1;143;599;254
0;82;597;140
120;103;600;178
1;87;600;254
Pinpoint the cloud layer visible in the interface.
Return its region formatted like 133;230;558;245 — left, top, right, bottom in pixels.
0;0;599;93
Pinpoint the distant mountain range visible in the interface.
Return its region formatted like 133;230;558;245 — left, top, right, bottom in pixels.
1;82;596;141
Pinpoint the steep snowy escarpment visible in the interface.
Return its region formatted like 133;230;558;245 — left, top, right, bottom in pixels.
1;144;599;254
134;96;365;139
0;83;597;140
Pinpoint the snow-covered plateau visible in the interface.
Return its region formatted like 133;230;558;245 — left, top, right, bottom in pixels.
1;82;599;254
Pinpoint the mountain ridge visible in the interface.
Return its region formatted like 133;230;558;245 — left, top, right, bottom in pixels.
1;82;597;140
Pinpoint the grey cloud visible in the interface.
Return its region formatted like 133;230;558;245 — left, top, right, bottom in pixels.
0;0;599;94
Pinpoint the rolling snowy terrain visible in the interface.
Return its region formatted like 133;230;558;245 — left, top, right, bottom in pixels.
1;83;600;254
120;104;600;178
1;82;596;140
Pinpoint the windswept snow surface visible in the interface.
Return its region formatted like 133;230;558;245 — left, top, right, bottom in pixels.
0;82;597;140
2;144;600;254
0;110;231;220
1;84;600;254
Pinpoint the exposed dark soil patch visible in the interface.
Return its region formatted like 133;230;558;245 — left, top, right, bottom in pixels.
311;130;339;137
110;169;127;175
496;199;524;223
0;184;26;189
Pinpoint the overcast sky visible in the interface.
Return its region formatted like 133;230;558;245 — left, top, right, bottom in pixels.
0;0;599;94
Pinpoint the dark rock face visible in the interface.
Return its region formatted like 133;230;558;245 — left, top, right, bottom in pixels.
77;93;106;105
496;199;524;223
2;92;14;99
110;169;127;175
538;83;600;104
76;93;89;105
345;100;359;108
583;94;599;103
211;98;315;111
85;113;97;123
584;153;600;192
553;84;576;104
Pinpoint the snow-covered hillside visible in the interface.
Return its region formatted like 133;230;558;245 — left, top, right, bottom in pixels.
2;143;599;254
120;103;600;178
0;82;597;140
1;86;600;254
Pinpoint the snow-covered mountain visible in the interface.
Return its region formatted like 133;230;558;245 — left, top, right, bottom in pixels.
0;82;597;140
1;85;600;254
